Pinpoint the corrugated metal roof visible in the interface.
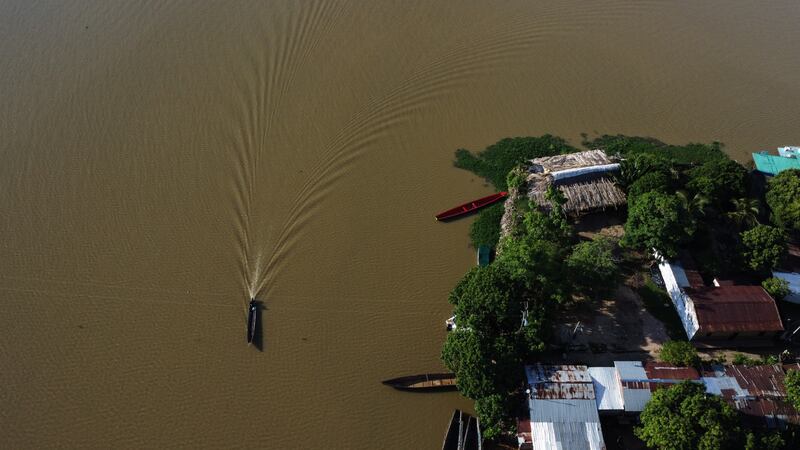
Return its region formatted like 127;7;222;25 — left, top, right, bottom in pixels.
588;367;624;411
533;382;595;400
531;421;606;450
726;365;786;397
525;364;606;450
614;361;646;380
529;364;593;384
644;362;700;381
687;286;784;334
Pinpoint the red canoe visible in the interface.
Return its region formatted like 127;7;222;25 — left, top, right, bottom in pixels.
435;191;508;221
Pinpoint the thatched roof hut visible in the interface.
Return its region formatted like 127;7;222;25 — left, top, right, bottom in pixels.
525;149;626;216
500;151;626;242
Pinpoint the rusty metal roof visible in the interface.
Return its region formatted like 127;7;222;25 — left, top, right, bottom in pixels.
527;364;592;384
726;365;786;397
644;362;701;381
685;286;784;333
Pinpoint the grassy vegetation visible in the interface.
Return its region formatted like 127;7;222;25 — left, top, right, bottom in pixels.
469;203;505;248
637;280;687;340
583;134;727;165
455;136;578;249
454;135;577;190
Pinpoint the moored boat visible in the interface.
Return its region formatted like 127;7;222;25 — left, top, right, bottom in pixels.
442;410;463;450
442;410;481;450
382;373;457;391
247;299;257;344
435;192;508;221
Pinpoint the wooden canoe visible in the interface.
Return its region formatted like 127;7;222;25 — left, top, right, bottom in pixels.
435;192;508;221
382;373;457;391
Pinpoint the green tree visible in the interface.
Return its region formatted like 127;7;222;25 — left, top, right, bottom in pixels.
623;192;696;259
727;197;761;229
441;329;522;400
474;394;508;440
635;381;741;450
627;171;672;203
785;369;800;412
617;153;675;188
686;159;747;209
766;169;800;232
741;224;787;273
676;190;711;219
744;431;784;450
566;237;618;297
659;340;699;367
449;265;529;335
762;277;790;301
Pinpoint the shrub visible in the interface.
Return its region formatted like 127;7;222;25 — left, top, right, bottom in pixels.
785;369;800;411
762;277;790;301
659;340;699;366
566;237;618;297
469;203;505;248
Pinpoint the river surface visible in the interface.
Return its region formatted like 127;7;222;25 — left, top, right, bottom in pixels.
1;1;799;448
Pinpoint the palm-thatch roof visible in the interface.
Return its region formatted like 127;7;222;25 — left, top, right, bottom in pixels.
529;149;615;173
499;151;626;240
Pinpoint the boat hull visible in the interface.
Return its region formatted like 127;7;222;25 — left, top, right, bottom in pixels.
247;300;257;344
435;192;508;221
382;373;457;391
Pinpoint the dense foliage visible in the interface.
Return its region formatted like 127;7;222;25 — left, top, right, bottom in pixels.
762;277;790;301
766;169;800;232
741;225;787;273
469;203;505;248
686;159;747;209
744;431;785;450
454;135;576;190
635;381;741;450
659;340;699;367
456;136;575;249
566;237;619;297
785;369;800;412
584;135;726;164
623;192;696;259
627;171;672;202
442;197;575;439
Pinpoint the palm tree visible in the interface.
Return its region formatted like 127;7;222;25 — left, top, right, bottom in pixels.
676;190;710;218
727;197;760;229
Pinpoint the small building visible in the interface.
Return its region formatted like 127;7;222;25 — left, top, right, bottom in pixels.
702;364;800;428
526;149;626;216
753;146;800;176
657;256;784;345
521;364;605;450
613;361;701;412
501;149;626;240
518;361;800;449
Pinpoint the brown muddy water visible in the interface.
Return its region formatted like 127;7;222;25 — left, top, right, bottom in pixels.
1;1;799;448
